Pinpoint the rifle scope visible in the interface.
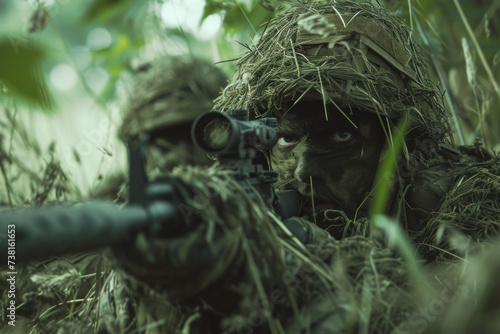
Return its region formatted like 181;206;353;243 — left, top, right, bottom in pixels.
191;110;277;156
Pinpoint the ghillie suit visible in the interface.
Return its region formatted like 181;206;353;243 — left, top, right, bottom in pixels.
92;56;228;200
0;165;417;334
95;166;418;333
211;0;500;331
411;156;500;262
214;0;499;262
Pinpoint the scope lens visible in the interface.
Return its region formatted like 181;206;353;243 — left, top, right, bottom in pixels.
202;118;232;151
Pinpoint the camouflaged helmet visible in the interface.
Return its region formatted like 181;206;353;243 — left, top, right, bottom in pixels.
214;0;452;142
120;57;227;139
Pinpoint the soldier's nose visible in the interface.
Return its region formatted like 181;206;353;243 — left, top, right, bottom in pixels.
294;155;321;184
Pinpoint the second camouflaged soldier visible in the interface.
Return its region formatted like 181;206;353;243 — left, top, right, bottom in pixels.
91;57;227;200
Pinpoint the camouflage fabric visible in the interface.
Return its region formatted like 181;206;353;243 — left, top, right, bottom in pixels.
410;153;500;262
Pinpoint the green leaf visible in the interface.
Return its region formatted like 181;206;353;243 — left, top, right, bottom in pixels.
0;37;52;110
370;118;409;216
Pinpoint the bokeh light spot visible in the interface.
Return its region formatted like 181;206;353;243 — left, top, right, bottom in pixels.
50;63;78;91
85;66;109;93
160;0;186;29
197;14;222;40
87;27;112;51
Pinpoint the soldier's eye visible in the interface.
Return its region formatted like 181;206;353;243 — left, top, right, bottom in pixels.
330;131;354;144
277;137;299;149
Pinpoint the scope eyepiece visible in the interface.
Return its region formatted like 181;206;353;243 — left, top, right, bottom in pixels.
192;112;237;154
192;111;277;157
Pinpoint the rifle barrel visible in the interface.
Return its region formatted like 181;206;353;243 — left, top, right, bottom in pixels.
1;201;177;262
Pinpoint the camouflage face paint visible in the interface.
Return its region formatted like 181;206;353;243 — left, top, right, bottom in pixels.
270;101;384;219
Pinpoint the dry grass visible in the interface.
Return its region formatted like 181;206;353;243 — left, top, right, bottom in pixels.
0;107;81;208
214;0;452;145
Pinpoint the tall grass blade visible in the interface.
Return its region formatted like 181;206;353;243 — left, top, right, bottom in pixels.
370;118;408;217
453;0;500;103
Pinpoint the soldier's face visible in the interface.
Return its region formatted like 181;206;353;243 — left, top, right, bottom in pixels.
147;123;213;172
270;101;384;218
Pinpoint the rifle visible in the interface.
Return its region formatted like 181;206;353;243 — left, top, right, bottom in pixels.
0;110;301;262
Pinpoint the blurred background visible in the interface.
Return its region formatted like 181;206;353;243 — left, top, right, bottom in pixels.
0;0;498;202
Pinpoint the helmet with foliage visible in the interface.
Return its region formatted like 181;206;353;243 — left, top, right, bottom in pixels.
214;0;452;144
120;56;227;139
118;56;227;171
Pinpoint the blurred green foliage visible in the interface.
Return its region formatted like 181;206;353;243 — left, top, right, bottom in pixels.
203;0;273;37
0;38;52;110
